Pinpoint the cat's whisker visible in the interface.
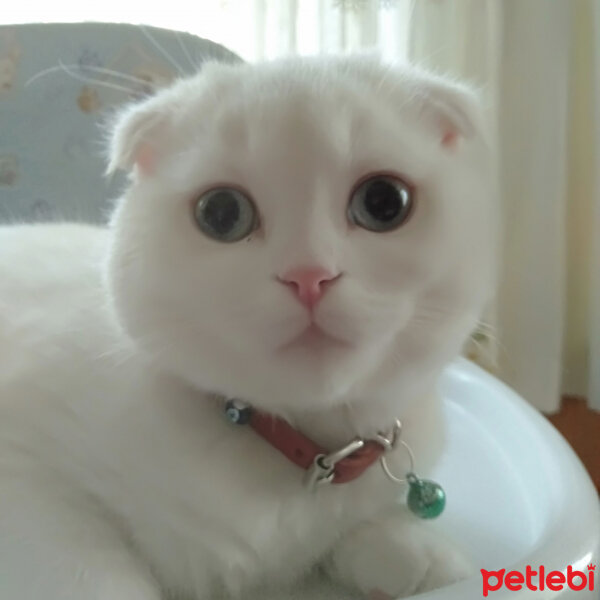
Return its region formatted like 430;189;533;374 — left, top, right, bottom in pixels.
411;44;449;73
374;64;396;96
413;305;455;322
474;320;497;334
140;25;185;76
62;61;138;94
467;334;487;355
465;333;500;368
472;318;499;338
26;63;144;91
175;31;198;73
60;73;136;95
474;322;506;354
25;65;66;87
74;65;155;86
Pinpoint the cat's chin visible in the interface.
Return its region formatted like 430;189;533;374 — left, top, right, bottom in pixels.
276;324;353;354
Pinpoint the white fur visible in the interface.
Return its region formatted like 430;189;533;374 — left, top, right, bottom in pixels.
0;56;497;600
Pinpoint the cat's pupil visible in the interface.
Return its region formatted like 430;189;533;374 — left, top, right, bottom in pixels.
364;181;401;222
203;192;240;234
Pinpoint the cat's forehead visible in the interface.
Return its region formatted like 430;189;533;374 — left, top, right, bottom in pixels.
178;58;405;137
108;56;483;177
181;62;423;171
211;88;368;161
195;69;373;138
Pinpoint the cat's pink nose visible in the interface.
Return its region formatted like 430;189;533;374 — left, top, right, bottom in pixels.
278;267;340;309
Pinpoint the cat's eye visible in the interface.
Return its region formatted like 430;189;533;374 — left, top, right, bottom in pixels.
194;187;258;243
348;175;413;232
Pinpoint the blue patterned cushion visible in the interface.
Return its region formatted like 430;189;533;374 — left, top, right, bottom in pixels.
0;23;240;224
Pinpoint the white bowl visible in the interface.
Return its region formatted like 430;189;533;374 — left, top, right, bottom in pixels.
422;358;600;599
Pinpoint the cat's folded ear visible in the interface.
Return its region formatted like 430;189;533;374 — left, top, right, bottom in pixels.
343;57;488;149
106;94;173;176
415;75;488;149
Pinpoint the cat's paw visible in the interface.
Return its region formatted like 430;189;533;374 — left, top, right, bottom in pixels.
327;515;474;599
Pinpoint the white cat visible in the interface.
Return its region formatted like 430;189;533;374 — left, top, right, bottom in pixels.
0;55;497;600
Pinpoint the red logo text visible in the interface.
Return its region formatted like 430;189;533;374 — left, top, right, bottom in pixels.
481;564;596;596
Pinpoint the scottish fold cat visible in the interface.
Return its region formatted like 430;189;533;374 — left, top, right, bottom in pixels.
0;55;497;600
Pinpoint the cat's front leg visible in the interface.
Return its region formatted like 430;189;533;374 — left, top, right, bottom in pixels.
325;506;473;599
0;482;162;600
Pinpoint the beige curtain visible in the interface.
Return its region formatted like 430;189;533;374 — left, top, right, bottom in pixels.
405;0;599;413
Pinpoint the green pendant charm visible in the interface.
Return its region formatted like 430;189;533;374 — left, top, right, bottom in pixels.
406;473;446;519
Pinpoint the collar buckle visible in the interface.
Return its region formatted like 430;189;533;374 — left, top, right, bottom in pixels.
304;438;366;490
